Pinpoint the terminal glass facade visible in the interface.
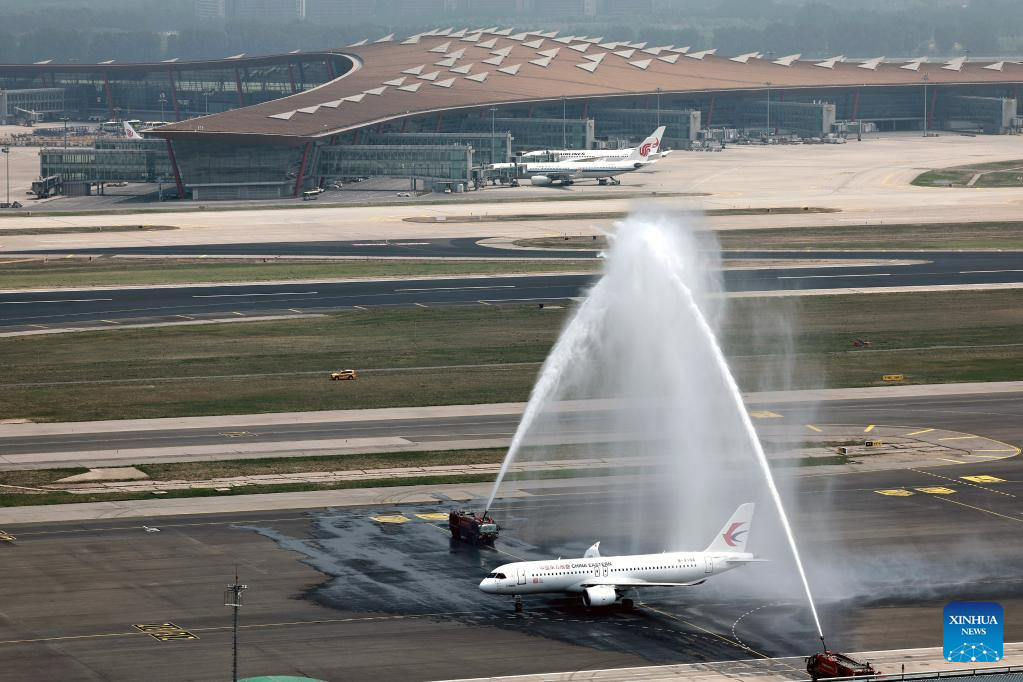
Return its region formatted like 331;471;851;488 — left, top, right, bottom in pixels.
365;132;512;166
440;116;594;152
39;138;171;182
592;107;701;149
317;144;473;183
0;88;65;124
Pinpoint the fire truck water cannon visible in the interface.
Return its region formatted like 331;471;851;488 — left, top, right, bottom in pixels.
448;510;499;545
806;648;880;681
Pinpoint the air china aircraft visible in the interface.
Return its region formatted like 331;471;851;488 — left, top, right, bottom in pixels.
521;126;668;162
123;120;144;140
479;503;761;612
488;141;655;187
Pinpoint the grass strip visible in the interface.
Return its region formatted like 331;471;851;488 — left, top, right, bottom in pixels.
0;257;597;289
4;290;1023;422
913;159;1023;187
516;221;1023;250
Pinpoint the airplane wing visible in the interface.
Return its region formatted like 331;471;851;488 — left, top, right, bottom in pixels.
580;578;707;588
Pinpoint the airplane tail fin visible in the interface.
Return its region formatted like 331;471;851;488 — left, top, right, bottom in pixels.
627;125;666;161
583;541;601;558
123;121;143;140
704;503;754;553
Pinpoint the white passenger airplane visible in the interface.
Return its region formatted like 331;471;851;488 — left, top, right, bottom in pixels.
479;503;760;611
488;142;655;187
521;126;668;162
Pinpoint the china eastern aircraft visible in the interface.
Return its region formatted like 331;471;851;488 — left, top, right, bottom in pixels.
479;503;760;611
520;126;668;162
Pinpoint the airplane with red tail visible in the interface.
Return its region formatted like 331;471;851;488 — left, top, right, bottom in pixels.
479;503;763;611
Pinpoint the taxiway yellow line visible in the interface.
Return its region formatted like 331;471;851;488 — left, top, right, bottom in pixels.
933;497;1023;524
864;424;876;433
906;428;934;436
805;424;822;432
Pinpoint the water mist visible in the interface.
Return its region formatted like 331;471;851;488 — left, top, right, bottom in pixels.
486;210;825;642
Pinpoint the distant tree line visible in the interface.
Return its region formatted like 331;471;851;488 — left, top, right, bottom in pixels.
0;0;1019;64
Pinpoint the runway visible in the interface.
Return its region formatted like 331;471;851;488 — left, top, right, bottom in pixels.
3;251;1023;331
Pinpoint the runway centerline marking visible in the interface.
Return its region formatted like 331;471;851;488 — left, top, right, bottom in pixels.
0;298;113;305
192;291;318;298
395;285;516;292
959;269;1023;274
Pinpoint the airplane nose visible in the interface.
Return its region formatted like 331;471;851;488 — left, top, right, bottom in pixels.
478;579;496;594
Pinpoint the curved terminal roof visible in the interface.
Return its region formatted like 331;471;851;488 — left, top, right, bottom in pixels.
133;29;1023;142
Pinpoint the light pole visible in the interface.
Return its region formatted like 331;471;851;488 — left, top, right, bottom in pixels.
224;573;248;682
204;89;213;114
922;73;929;137
656;87;662;127
490;106;496;165
60;115;70;148
561;95;566;148
1;147;9;207
765;81;772;139
158;92;167;121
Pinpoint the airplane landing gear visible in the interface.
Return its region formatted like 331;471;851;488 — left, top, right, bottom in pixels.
609;177;621;185
514;595;524;613
598;178;608;185
621;598;635;611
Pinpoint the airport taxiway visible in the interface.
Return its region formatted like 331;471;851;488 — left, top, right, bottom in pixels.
2;250;1023;331
0;452;1021;681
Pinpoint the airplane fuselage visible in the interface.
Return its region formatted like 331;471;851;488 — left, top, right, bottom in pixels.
480;550;752;596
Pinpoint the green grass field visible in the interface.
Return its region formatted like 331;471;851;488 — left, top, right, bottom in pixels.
912;159;1023;187
0;257;597;289
4;290;1023;422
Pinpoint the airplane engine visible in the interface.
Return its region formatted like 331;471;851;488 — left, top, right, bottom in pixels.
530;175;553;186
582;585;617;607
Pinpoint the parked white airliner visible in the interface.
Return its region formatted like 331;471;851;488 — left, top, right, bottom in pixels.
487;140;655;186
479;503;760;611
521;126;668;162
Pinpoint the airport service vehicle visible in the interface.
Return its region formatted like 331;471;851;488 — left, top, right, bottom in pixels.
521;127;668;162
480;503;761;612
806;651;879;680
488;140;656;187
330;369;358;380
450;510;499;545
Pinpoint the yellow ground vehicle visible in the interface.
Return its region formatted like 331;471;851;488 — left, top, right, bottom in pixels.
330;369;358;381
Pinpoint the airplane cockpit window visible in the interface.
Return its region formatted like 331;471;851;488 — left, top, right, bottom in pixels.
487;572;507;579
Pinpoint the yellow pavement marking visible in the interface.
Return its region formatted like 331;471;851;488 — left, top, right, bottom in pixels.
0;530;15;542
749;410;782;419
415;513;450;521
939;435;979;441
935;457;967;464
974;449;1017;453
961;475;1006;484
906;428;934;436
805;424;822;432
933;497;1023;524
875;489;914;496
370;514;409;524
881;374;904;382
916;486;956;495
133;623;198;642
863;424;876;433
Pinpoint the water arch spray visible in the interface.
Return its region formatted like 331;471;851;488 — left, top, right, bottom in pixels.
485;211;824;641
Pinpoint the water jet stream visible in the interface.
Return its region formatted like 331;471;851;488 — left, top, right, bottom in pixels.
486;214;824;642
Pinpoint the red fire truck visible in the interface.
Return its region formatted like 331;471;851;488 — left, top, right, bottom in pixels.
449;510;499;545
806;651;879;680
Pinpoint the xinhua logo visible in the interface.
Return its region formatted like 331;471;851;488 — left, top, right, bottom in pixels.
943;602;1002;663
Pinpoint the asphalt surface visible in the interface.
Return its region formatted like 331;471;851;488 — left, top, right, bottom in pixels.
3;251;1023;331
0;449;1021;681
2;392;1022;464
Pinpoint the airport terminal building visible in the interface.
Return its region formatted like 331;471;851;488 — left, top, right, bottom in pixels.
5;29;1023;199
